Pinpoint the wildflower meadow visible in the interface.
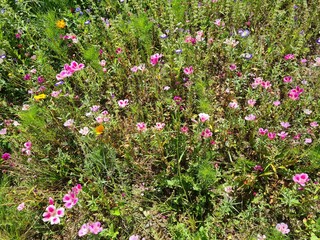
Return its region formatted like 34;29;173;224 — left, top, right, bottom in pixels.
1;0;320;239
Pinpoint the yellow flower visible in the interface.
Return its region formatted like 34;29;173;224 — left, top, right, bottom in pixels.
56;20;66;29
34;94;46;100
95;125;104;135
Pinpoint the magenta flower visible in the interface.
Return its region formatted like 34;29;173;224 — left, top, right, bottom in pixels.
293;134;301;140
229;64;237;71
136;122;147;132
185;35;196;45
293;173;309;186
1;153;11;160
261;81;271;89
183;66;194;75
173;96;182;105
258;128;268;135
116;47;122;54
63;184;82;209
201;128;213;138
288;86;304;100
267;132;276;140
253;165;263;171
70;61;85;71
150;53;163;66
24;74;31;80
118;99;129;108
284;54;295;60
276;223;290;234
199;113;210;122
42;205;65;225
180;125;189;134
283;76;292;83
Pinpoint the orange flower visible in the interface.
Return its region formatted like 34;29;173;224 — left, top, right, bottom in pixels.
95;125;104;135
56;20;66;29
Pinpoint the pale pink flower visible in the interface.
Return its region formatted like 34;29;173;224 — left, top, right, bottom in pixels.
150;53;163;66
201;128;213;138
276;223;290;234
305;138;312;144
129;235;141;240
280;122;291;128
214;19;225;27
163;86;170;91
63;119;74;128
136;122;147;132
199;113;210;122
303;109;312;115
90;105;100;112
224;186;233;193
78;223;89;237
229;101;239;109
310;121;318;127
247;99;256;107
95;116;103;124
0;128;7;135
313;57;320;67
17;202;25;211
245;114;256;121
257;234;267;240
79;127;90;136
137;64;146;71
89;222;103;234
103;67;107;72
100;60;106;67
155;122;165;130
30;68;37;74
293;173;309;186
277;131;288;140
101;110;109;115
118;99;129;108
22;104;30;111
273;100;281;106
51;90;61;98
183;66;194;75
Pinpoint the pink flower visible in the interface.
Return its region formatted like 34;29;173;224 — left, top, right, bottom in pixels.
185;35;196;45
100;60;106;67
129;235;141;240
284;54;295;60
214;19;225;27
22;104;30;111
310;121;318;127
42;205;65;225
136;122;147;132
199;113;210;122
245;114;256;121
293;173;309;186
63;191;79;209
229;64;237;71
228;101;239;109
131;66;138;72
78;223;89;237
24;141;32;149
64;119;74;128
247;99;256;107
293;134;301;140
17;202;25;211
89;222;103;234
116;48;122;54
261;81;271;89
258;128;268;135
0;128;7;135
280;122;291;128
48;197;54;205
163;86;170;91
276;223;290;234
150;53;163;66
283;76;292;83
155;122;165;130
277;131;288;140
95;116;103;124
267;132;276;140
201;128;213;138
70;61;85;71
273;100;281;106
118;99;129;108
183;66;194;75
180;125;189;134
51;90;61;98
